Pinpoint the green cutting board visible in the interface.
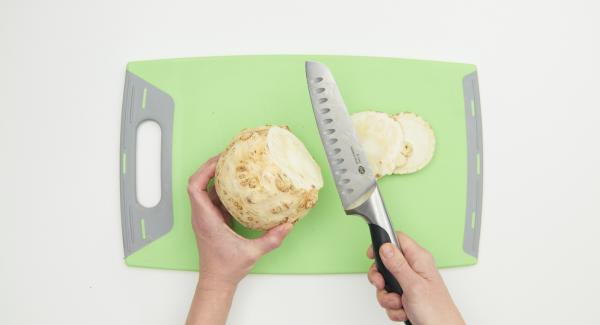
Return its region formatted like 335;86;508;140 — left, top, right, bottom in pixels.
119;55;483;273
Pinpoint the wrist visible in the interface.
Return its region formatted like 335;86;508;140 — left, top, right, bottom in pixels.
188;274;237;325
198;274;238;295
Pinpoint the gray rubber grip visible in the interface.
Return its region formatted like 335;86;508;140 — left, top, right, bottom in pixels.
462;71;483;257
120;71;175;257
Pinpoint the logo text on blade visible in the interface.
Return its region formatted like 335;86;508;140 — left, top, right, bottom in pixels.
350;146;361;164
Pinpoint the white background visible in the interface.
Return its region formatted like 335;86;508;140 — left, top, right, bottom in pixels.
1;0;599;324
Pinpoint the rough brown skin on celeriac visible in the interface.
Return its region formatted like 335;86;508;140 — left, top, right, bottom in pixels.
215;125;322;231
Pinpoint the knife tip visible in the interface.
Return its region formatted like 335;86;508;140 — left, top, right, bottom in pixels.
305;61;328;74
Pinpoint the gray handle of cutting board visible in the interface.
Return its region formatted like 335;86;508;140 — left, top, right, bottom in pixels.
462;71;483;257
120;71;174;257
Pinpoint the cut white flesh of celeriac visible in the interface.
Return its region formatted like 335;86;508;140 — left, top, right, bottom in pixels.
351;111;406;178
267;126;324;190
392;112;436;174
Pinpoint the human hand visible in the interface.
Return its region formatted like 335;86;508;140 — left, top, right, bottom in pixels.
187;155;293;289
366;231;464;325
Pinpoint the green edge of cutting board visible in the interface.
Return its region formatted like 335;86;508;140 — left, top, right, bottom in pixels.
123;55;479;274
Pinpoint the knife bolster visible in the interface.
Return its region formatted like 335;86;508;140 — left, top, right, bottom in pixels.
346;185;399;249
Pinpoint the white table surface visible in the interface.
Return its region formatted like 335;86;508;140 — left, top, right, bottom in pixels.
2;0;600;324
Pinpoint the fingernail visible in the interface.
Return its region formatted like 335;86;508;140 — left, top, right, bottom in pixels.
382;244;394;258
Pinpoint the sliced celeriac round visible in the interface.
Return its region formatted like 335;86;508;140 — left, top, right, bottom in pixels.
215;125;323;231
392;112;436;174
351;111;406;178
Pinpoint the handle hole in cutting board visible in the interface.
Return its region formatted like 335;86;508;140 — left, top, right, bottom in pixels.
136;120;162;208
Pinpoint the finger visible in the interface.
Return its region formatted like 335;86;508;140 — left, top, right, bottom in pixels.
187;156;220;210
379;243;422;289
396;231;437;273
395;231;427;257
368;264;385;290
250;223;293;256
377;290;403;310
385;308;408;322
366;245;374;259
188;155;220;194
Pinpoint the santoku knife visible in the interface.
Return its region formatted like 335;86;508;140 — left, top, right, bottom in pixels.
305;61;412;325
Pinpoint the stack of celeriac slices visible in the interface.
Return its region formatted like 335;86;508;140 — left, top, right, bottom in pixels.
351;111;436;178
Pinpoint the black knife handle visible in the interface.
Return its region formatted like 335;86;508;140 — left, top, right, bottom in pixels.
346;186;412;324
369;223;404;293
369;223;413;325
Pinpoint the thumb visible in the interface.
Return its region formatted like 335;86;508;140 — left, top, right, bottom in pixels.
379;243;421;288
251;223;293;256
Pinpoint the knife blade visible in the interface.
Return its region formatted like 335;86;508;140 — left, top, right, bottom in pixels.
305;61;412;325
304;61;376;211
